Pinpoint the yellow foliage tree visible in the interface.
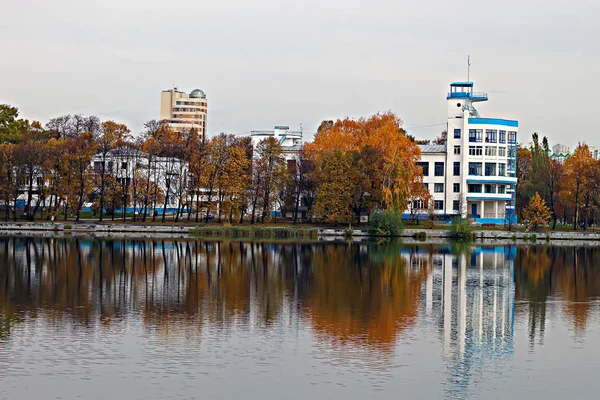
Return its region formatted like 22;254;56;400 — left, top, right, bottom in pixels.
523;192;551;231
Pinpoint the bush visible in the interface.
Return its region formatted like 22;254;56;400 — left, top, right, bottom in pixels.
449;217;473;240
369;211;403;236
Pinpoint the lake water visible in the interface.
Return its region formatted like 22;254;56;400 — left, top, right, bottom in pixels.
0;236;598;399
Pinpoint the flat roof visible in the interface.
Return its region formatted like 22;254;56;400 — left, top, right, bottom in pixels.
468;118;518;128
450;81;474;87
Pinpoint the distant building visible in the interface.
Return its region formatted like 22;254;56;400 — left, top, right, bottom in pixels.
552;143;570;155
411;81;518;224
249;125;304;160
91;146;189;213
160;88;208;138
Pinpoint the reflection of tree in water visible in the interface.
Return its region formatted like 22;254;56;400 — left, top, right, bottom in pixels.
306;242;429;354
0;238;428;351
515;245;600;343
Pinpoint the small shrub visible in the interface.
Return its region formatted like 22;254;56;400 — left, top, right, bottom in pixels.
414;231;427;241
449;217;473;240
369;211;403;236
63;224;72;230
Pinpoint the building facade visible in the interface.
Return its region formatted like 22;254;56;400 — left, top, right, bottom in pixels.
91;147;190;213
249;125;303;160
414;82;518;224
160;88;208;138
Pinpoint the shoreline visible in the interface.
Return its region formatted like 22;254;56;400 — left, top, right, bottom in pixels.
1;222;600;244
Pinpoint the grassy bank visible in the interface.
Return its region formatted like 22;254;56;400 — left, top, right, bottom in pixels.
189;225;319;239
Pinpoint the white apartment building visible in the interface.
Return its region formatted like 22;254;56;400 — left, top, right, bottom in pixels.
160;88;208;138
413;82;518;224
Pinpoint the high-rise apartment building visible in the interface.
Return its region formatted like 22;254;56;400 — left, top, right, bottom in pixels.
160;88;207;137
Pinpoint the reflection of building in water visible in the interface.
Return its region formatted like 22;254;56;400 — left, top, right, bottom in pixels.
404;246;515;396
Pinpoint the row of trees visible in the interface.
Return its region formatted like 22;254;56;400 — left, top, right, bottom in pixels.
517;133;600;230
1;105;426;224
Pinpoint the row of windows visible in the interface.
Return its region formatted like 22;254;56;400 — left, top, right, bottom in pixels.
172;114;204;119
468;129;517;144
172;107;207;112
417;162;444;176
466;146;507;157
468;162;507;176
419;159;516;177
175;101;207;106
468;184;508;194
422;183;461;193
411;200;445;210
411;199;466;212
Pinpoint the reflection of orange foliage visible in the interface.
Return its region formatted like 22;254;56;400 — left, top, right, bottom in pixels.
307;245;427;352
516;246;600;334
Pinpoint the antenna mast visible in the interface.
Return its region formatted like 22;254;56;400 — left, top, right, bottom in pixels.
467;55;471;82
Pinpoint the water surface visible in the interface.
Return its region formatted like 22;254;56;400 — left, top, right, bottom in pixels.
0;237;598;399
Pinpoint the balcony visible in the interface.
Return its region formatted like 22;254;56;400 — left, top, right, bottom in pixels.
447;91;488;102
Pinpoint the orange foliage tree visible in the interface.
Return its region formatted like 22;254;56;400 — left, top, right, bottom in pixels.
306;112;422;223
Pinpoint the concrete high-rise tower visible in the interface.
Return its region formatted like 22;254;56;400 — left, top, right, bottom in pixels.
160;88;208;138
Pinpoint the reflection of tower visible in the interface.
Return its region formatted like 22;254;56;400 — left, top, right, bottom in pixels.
415;246;515;397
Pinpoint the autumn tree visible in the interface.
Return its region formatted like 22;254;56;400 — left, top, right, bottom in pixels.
65;131;97;221
142;120;186;222
96;121;130;221
0;143;17;221
523;192;551;231
562;144;596;230
282;150;316;224
312;151;355;224
307;112;422;223
253;137;287;223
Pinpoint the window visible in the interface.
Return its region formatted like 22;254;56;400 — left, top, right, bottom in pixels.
485;184;496;194
454;128;461;139
498;163;506;176
453;162;460;176
453;200;460;211
412;199;426;210
434;183;444;193
499;130;506;144
454;145;461;155
417;162;429;176
485;163;496;176
453;183;460;193
468;162;482;176
508;147;516;158
469;146;483;156
468;184;482;193
498;147;506;157
469;129;483;143
422;183;429;190
498;185;506;194
434;162;444;176
121;162;128;169
434;200;444;210
485;146;497;157
485;130;497;143
36;177;43;186
508;131;517;143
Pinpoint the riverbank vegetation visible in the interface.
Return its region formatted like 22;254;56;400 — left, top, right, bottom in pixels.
517;133;600;230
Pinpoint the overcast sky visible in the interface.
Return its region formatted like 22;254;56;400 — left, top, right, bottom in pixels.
1;0;599;146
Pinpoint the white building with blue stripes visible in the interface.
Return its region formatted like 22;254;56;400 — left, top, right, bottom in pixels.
412;82;518;224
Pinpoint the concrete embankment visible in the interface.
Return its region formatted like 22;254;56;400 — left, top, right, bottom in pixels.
1;223;600;243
